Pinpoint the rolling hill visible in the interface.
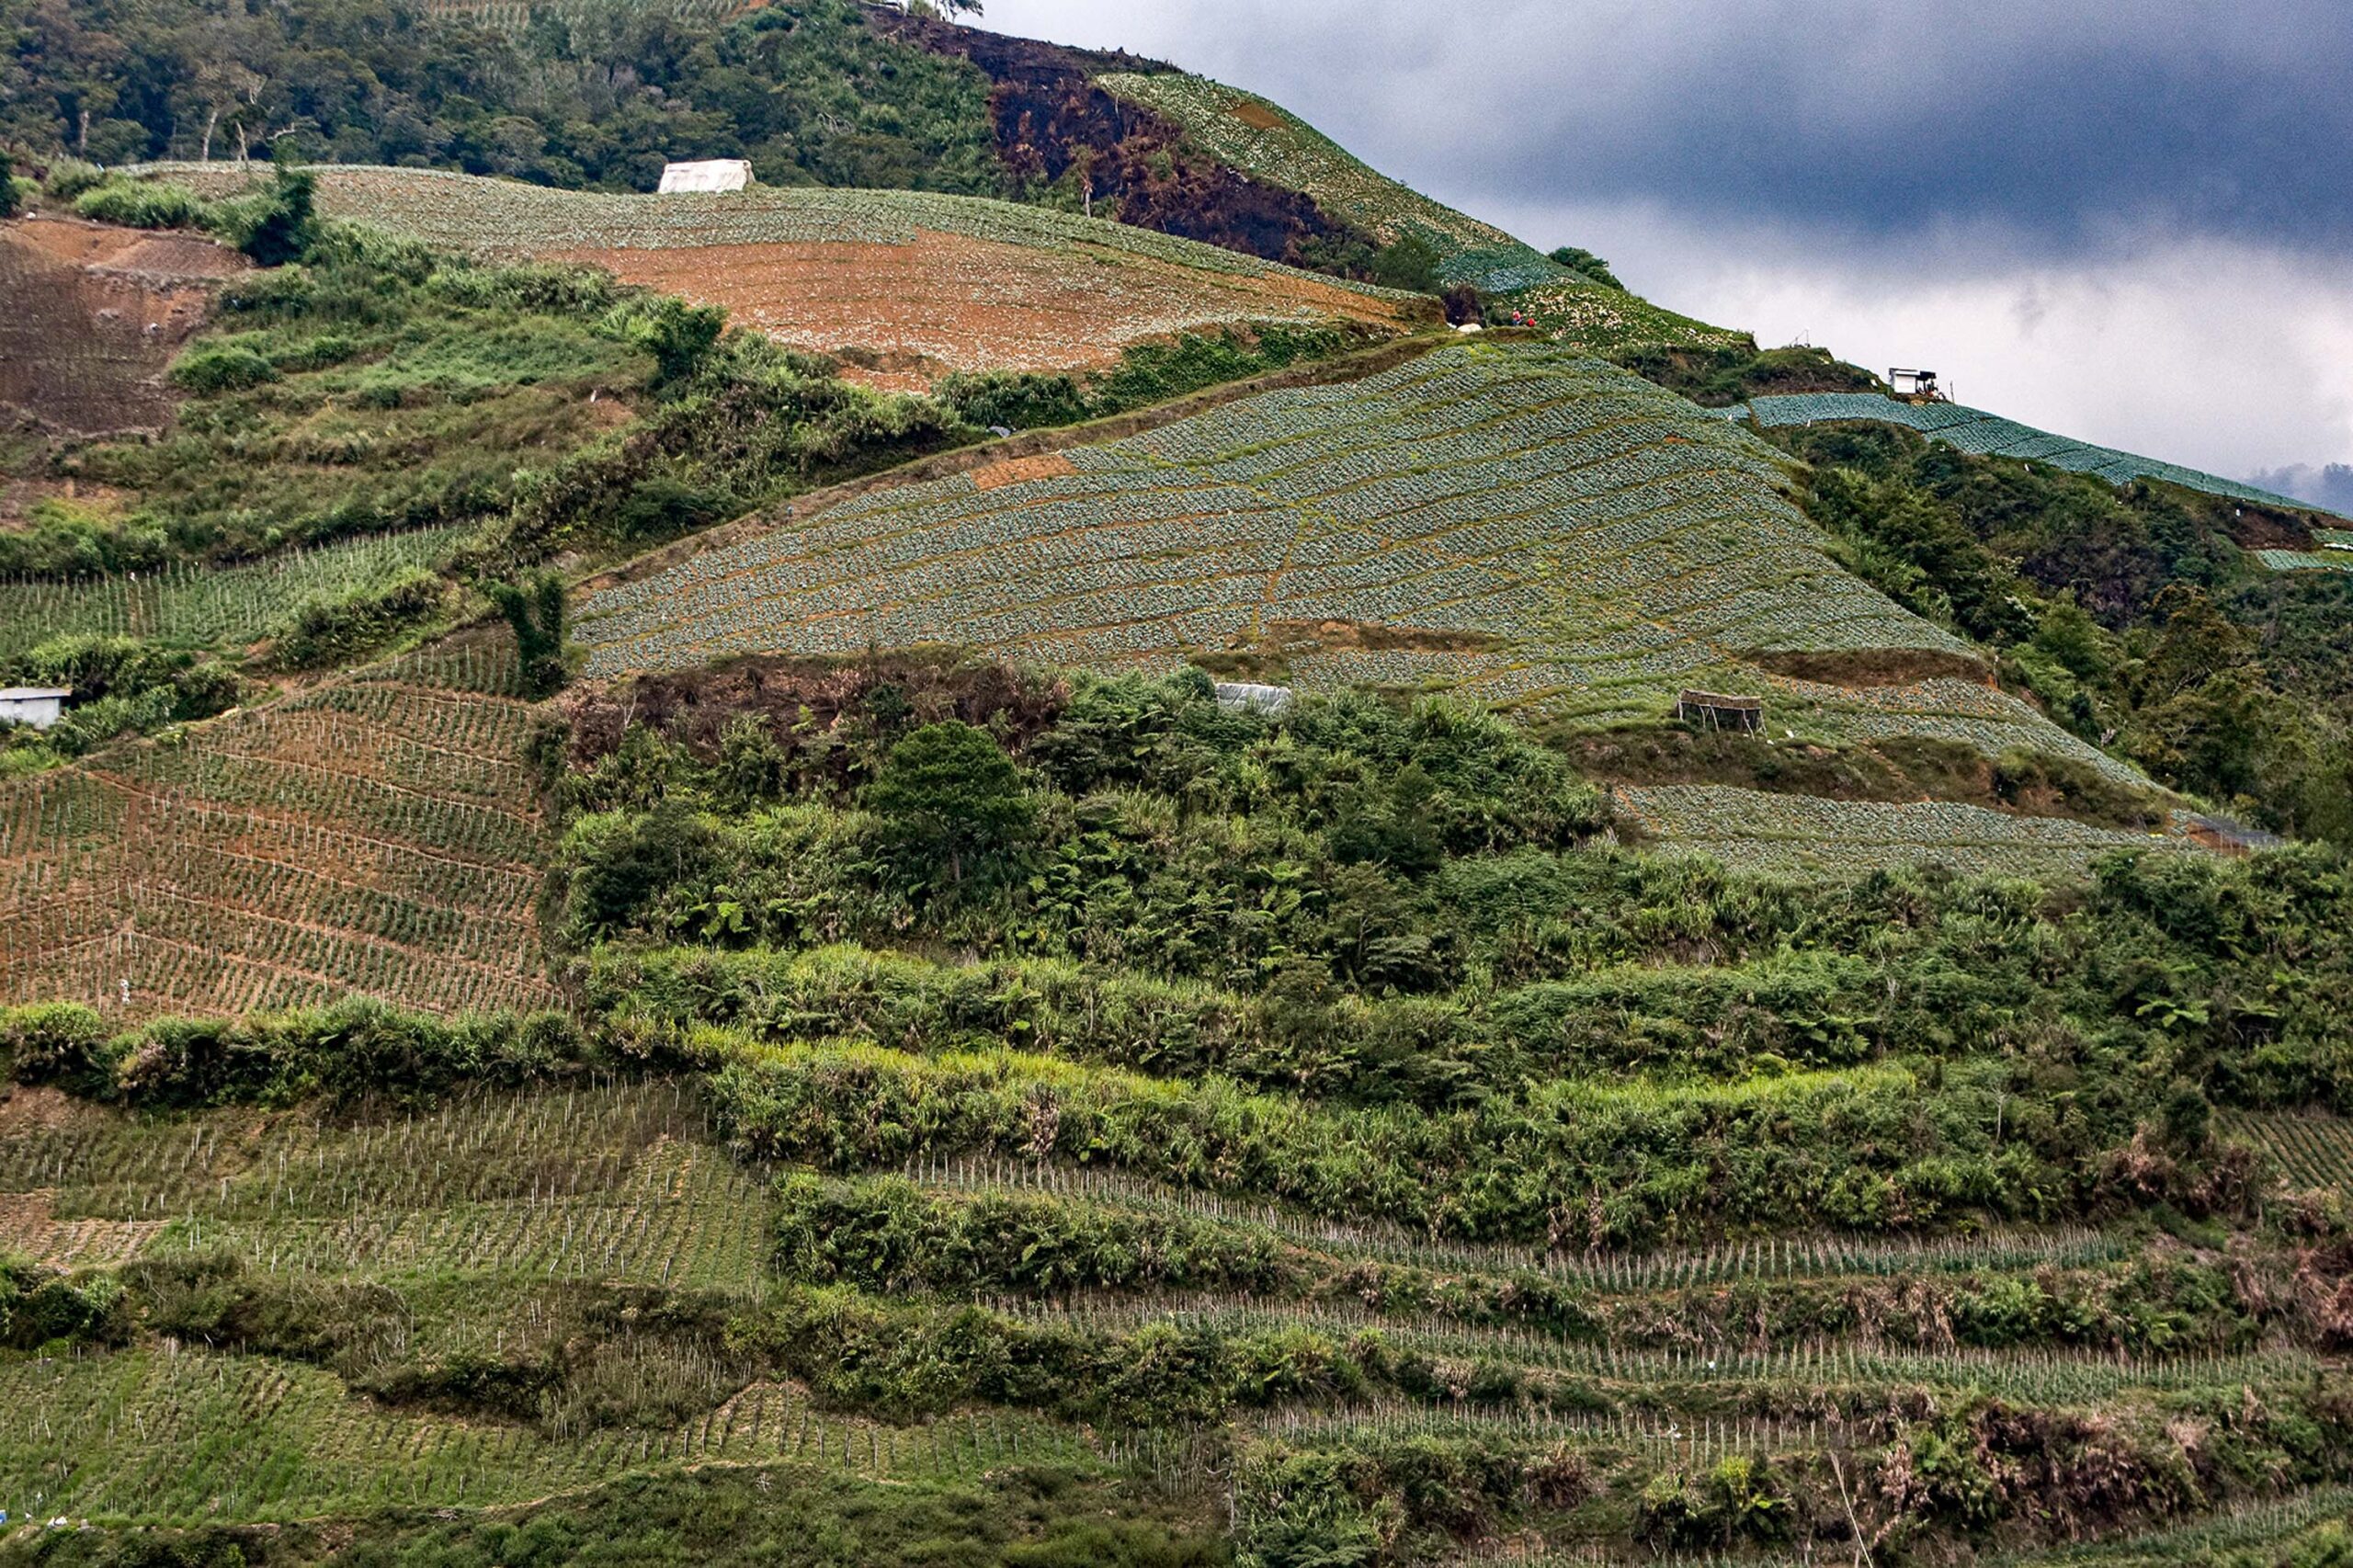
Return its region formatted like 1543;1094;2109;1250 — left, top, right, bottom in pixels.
5;3;2353;1565
154;163;1434;390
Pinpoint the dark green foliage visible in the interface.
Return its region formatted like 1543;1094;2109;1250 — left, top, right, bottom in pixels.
266;568;451;670
486;570;568;697
213;157;318;267
1615;340;1879;406
1368;234;1441;294
0;998;600;1110
865;720;1036;891
934;323;1360;432
1547;244;1621;289
0;0;1006;198
0;149;18;219
167;344;279;393
0;635;239;763
0;1255;126;1350
602;296;728;387
1782;426;2353;841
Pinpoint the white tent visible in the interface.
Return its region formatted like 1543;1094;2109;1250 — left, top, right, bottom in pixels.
657;160;755;194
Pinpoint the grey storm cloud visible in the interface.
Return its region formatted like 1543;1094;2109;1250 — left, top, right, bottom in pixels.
983;0;2353;252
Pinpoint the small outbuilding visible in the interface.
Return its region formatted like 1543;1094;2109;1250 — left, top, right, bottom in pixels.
1676;689;1763;733
1888;367;1943;402
0;687;71;729
657;159;755;194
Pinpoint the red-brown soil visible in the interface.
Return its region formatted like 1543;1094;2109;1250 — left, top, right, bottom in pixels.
551;227;1420;389
0;217;246;435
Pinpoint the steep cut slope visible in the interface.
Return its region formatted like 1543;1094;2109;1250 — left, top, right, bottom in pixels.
0;217;245;435
0;650;554;1020
577;341;2138;791
1095;72;1744;350
153;165;1432;388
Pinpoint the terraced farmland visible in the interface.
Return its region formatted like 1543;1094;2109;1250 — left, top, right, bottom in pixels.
0;660;555;1020
1614;781;2188;877
580;343;2043;737
145;165;1429;385
0;526;466;659
1742;392;2329;515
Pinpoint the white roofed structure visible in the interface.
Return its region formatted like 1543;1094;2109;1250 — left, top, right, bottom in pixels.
657;159;755;194
0;687;71;729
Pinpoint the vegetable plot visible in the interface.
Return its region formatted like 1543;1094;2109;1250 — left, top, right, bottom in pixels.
1613;782;2190;879
0;527;466;659
0;664;555;1020
580;343;2057;751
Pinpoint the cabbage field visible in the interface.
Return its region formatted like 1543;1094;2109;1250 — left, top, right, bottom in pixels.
0;527;466;660
1614;781;2190;878
580;343;2026;742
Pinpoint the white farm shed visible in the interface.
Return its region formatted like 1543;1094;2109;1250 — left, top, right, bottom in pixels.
0;687;70;729
657;159;755;194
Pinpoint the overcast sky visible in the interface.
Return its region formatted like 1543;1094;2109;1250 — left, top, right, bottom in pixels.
976;0;2353;504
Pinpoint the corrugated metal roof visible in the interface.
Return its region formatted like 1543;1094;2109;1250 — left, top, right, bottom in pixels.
0;687;71;700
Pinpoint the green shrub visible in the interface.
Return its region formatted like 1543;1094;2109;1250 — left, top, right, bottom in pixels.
42;157;108;201
0;1002;111;1093
267;568;449;670
0;151;18;219
74;178;211;230
169;343;278;392
864;719;1036;892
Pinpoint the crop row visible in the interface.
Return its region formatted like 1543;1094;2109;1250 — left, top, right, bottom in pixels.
0;672;554;1019
1612;783;2191;880
993;1297;2322;1408
579;346;2010;755
896;1152;2129;1287
0;527;466;659
1743;393;2309;512
2222;1111;2353;1192
0;1350;1079;1526
2254;548;2353;574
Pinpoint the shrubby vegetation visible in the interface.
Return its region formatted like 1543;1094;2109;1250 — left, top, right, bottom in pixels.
0;634;239;770
0;996;606;1108
1780;423;2353;843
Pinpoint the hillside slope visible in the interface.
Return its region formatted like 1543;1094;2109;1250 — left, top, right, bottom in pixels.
577;341;2144;792
0;649;555;1020
153;164;1434;389
1743;391;2343;519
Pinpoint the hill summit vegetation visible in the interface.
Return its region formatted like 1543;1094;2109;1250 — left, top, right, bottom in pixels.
3;3;2352;1564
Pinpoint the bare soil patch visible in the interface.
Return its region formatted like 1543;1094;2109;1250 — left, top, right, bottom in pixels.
1264;619;1508;654
972;452;1078;491
550;228;1420;388
1747;646;1994;688
0;218;244;435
